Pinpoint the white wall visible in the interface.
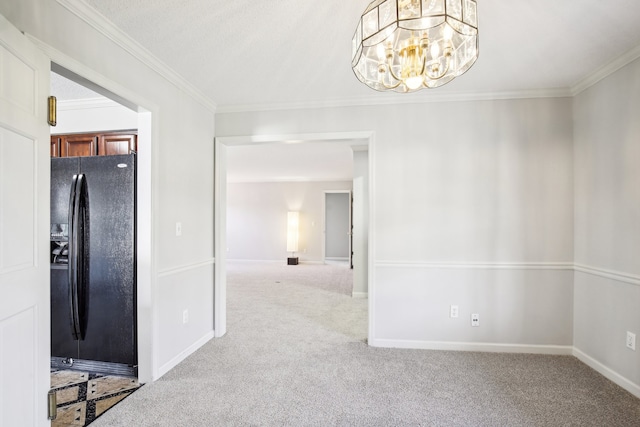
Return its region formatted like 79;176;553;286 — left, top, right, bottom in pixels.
1;0;215;381
227;181;352;262
52;99;138;134
573;57;640;392
352;150;369;297
217;97;575;351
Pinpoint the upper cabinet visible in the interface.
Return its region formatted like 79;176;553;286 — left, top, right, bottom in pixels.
51;130;137;158
61;134;98;157
98;133;137;156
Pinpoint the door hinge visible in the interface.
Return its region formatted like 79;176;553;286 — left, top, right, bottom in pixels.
48;96;57;126
47;390;57;420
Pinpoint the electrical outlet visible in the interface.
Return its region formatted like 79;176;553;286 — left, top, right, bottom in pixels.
176;222;182;236
450;305;459;318
627;332;636;351
182;309;189;324
471;313;480;327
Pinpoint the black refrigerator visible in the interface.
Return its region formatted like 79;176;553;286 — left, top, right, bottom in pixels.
50;154;137;377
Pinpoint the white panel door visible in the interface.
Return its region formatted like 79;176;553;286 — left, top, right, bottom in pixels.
0;14;51;426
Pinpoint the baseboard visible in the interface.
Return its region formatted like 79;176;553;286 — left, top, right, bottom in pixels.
352;292;368;299
573;347;640;398
156;330;214;380
369;338;574;355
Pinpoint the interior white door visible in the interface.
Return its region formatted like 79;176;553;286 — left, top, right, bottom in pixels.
0;14;51;426
324;192;351;262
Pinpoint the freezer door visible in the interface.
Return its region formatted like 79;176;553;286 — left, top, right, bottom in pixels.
50;158;78;226
50;158;79;360
79;154;136;366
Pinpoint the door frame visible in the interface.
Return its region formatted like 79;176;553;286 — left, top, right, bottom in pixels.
29;37;158;384
322;190;352;265
214;132;375;340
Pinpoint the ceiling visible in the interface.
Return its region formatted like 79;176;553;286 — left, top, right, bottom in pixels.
51;72;103;100
82;0;640;110
57;0;640;182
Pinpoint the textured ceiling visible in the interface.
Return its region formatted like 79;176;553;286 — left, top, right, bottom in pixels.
83;0;640;110
51;71;104;101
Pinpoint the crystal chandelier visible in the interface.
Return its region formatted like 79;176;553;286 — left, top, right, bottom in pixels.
352;0;479;92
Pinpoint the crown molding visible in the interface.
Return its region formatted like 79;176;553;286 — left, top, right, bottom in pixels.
571;42;640;96
57;97;124;111
216;87;572;114
56;0;216;113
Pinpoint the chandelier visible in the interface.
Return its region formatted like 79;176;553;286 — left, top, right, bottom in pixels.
352;0;479;92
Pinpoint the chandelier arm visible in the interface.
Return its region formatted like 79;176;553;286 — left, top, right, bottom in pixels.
422;78;435;89
379;76;403;90
425;55;451;81
378;62;403;89
385;57;404;83
419;55;427;77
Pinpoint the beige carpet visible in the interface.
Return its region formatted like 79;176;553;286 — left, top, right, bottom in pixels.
92;261;640;426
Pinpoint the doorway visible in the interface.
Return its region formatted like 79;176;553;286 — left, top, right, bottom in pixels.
48;64;154;386
214;132;374;339
324;191;352;267
47;68;148;423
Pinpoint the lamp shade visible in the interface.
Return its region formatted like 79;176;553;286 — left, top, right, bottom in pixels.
286;211;299;253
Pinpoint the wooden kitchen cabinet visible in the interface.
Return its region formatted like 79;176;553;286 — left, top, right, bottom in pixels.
98;133;137;156
51;130;137;157
50;136;60;157
61;134;98;157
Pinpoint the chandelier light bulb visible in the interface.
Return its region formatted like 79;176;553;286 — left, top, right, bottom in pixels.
405;76;423;90
430;41;440;58
351;0;479;93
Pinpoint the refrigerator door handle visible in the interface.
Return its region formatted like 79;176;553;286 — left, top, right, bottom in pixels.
68;174;88;341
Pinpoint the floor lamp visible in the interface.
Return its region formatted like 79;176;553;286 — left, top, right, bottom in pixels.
287;211;299;265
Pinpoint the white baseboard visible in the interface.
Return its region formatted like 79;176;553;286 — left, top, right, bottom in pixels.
352;292;368;299
573;347;640;398
369;339;639;397
156;330;214;380
369;338;574;355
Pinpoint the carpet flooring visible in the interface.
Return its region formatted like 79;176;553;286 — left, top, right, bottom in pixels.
50;370;141;426
92;261;640;426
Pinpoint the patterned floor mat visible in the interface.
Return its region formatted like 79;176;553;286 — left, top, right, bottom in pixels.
51;370;141;426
